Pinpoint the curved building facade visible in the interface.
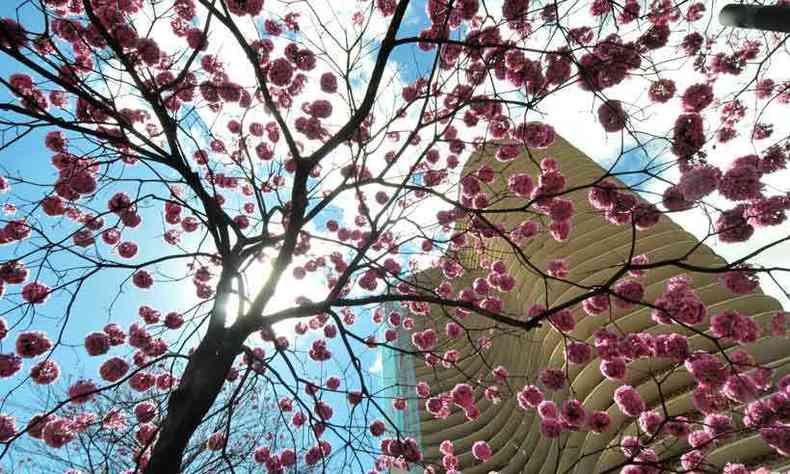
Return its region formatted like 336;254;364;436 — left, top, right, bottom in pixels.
389;137;789;473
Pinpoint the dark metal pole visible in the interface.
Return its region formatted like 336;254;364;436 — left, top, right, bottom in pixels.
720;4;790;33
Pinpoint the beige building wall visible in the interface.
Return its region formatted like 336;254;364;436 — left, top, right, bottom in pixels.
400;137;789;473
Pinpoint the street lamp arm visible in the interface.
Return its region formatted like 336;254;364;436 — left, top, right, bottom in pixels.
720;4;790;33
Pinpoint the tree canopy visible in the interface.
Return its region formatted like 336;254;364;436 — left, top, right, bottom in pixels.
0;0;789;473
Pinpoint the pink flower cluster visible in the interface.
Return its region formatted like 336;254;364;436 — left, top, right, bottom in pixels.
678;164;721;201
21;281;50;305
719;162;764;201
0;353;22;378
672;113;705;158
651;274;706;325
682;83;714;112
68;379;97;404
716;205;754;243
471;440;492;461
507;173;534;197
16;331;52;358
30;360;59;385
512;122;556;149
597;100;628;132
710;311;760;343
612;279;644;309
719;267;759;294
614;384;646;417
685;352;726;388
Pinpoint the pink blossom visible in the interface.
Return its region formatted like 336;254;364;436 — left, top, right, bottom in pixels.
566;341;593;364
206;431;226;451
517;384;544;409
588;180;619;210
692;385;729;415
632;203;660;229
638;410;662;435
471;440;492;461
0;414;15;442
583;293;610;316
0;19;27;50
614;385;645;417
132;270;153;289
597;100;628;132
540;368;566;390
515;122;556;149
746;195;789;227
42;417;75;448
703;413;733;440
135;38;160;66
136;422;157;445
688;429;713;450
129;371;155;391
539;417;562;438
84;332;110;356
45;131;68;152
612;279;644;309
653;333;689;361
21;281;50;304
546;258;568;278
538;400;558;419
723;464;750;474
679;164;721;201
549;308;575;332
68;379;97;404
682;83;714;112
492;365;509;382
716;205;754;243
268;58;294;86
99;357;129;382
16;331;52;358
134;401;157;423
451;383;474;408
587;411;611;433
672;113;705;158
0;353;22;378
369;420;386;437
117;241;138;258
771;311;788;337
30;359;59;384
103;323;126;346
280;448;296;466
719;268;759;294
600;357;627;380
719;163;763;201
649;79;676;103
320;72;337;93
663;416;690;437
628;254;648;278
560;399;587;426
652;275;706;325
662;185;693;212
685;352;726;388
507;173;534;197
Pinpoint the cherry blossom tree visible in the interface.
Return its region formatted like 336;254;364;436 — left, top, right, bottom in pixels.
0;0;789;473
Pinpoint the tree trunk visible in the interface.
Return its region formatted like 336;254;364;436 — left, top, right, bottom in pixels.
719;4;790;33
143;327;244;473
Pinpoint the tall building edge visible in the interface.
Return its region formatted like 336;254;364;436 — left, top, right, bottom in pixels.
382;137;789;473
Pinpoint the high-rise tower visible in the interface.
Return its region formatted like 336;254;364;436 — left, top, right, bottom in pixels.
387;137;789;473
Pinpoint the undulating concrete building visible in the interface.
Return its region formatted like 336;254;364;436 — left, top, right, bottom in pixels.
384;136;789;473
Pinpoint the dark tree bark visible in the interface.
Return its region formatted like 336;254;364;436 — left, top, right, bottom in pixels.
143;325;246;474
